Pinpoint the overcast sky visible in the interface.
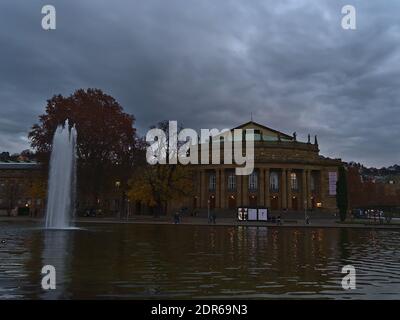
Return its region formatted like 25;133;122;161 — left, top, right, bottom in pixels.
0;0;399;167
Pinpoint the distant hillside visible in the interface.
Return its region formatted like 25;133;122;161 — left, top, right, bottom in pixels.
346;162;400;183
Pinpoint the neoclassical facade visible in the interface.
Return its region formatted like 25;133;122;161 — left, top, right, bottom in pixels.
0;162;44;216
189;121;342;214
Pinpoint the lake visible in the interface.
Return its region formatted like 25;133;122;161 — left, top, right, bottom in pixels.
1;222;399;299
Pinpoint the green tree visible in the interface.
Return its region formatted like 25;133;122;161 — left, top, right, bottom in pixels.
336;166;349;222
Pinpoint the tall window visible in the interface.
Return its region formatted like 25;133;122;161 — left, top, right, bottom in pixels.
290;172;298;191
209;173;216;191
311;174;316;192
249;171;258;191
270;172;279;191
227;173;236;191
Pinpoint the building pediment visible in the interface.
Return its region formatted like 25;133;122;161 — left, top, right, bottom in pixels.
233;121;293;141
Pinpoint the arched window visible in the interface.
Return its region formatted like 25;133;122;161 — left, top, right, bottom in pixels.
290;172;298;191
249;171;258;191
270;172;279;191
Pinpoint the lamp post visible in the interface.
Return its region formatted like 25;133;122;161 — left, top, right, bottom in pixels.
126;199;130;221
207;199;210;224
115;181;121;219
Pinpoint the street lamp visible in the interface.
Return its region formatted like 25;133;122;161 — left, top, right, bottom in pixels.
126;199;130;221
207;199;210;223
115;181;122;219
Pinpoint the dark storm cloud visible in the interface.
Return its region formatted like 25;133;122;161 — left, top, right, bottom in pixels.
0;0;399;166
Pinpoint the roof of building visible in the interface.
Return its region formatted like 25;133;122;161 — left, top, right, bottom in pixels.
233;121;293;140
0;161;41;170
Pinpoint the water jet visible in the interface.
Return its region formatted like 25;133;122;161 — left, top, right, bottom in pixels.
45;120;77;229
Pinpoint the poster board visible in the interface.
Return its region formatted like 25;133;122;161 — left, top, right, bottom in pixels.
258;208;268;221
237;207;248;221
248;208;258;221
238;207;268;221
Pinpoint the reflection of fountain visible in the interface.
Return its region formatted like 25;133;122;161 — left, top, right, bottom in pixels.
45;120;77;229
41;230;73;299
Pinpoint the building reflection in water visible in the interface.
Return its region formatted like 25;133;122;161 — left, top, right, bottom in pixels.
8;224;400;299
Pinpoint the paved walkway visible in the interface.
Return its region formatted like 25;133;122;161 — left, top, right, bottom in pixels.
1;216;400;230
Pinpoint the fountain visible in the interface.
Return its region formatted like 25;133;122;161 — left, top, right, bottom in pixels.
45;120;77;229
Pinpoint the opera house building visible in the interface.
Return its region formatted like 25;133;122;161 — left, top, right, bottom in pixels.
191;121;342;215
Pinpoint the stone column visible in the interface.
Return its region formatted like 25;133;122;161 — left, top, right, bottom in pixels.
195;170;201;208
265;168;270;207
220;169;226;209
320;170;327;208
317;170;322;201
307;170;312;209
302;169;307;210
259;168;265;206
215;169;220;208
281;169;287;210
287;169;292;210
200;170;207;208
243;174;249;206
237;174;242;207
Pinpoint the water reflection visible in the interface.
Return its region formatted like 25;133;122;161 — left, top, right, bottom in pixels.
40;230;74;299
1;223;400;299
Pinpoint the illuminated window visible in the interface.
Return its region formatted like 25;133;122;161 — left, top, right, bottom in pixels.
270;172;279;191
249;171;258;191
311;174;316;192
290;172;298;191
227;173;236;191
209;173;216;191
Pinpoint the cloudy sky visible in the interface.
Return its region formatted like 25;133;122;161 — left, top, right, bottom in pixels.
0;0;399;167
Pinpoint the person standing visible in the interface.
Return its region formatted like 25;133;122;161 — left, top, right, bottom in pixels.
174;211;180;224
212;210;216;224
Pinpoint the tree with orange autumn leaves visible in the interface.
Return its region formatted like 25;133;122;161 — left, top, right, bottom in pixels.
29;88;139;212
